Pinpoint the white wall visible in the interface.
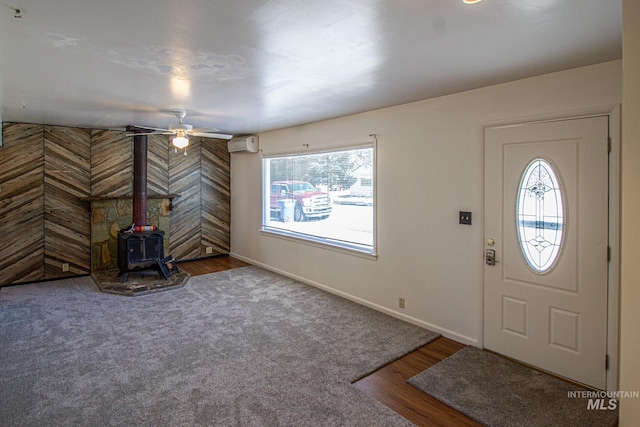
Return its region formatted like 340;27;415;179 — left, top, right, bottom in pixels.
619;0;640;424
230;60;621;345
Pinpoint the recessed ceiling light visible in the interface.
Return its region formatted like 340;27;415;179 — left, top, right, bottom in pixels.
463;0;482;4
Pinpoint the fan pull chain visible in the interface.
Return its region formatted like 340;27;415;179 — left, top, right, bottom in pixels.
173;146;188;156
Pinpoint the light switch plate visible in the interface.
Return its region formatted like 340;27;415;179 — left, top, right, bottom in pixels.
459;211;472;225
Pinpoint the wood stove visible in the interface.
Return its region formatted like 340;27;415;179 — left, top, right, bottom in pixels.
117;128;166;282
117;230;165;282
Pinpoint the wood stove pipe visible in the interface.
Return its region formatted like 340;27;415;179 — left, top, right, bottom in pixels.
129;128;148;227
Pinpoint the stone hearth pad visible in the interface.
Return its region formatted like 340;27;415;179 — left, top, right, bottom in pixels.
91;269;190;296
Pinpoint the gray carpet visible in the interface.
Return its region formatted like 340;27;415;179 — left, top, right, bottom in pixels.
408;346;618;427
0;266;440;426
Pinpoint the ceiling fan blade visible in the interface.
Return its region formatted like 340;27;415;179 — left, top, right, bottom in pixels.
125;131;174;137
132;125;172;132
191;127;220;133
191;132;234;140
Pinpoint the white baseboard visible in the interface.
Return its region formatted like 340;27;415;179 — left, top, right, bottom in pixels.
229;252;477;346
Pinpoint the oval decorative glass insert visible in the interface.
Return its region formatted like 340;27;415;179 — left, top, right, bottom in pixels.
516;158;564;273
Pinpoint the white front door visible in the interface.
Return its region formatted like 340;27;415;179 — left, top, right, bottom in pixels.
484;116;609;389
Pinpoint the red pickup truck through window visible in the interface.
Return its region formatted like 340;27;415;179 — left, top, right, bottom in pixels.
270;181;332;222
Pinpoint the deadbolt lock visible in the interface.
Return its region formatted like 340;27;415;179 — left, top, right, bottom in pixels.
486;249;496;266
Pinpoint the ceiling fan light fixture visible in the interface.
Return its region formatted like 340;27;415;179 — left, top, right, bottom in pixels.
173;134;189;149
463;0;482;3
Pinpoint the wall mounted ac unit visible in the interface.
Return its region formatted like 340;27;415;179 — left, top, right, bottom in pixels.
228;135;259;153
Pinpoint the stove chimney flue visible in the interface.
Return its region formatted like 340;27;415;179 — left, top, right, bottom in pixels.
128;127;148;227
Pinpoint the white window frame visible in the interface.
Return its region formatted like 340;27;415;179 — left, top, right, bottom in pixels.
260;139;377;258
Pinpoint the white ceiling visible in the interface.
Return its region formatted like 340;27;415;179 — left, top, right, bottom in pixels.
0;0;622;136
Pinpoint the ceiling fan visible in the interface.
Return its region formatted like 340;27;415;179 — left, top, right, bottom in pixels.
128;110;234;155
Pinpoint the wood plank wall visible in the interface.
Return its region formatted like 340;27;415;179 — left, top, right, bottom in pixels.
201;138;231;255
0;123;45;283
169;138;203;260
147;134;170;195
43;126;91;279
90;130;132;197
0;123;231;286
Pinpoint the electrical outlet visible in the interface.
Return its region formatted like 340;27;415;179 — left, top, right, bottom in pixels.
205;247;213;254
399;297;405;309
62;263;70;272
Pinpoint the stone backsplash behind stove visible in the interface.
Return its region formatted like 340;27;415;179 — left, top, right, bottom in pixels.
89;197;172;271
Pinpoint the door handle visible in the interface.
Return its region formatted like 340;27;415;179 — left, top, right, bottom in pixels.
486;249;497;266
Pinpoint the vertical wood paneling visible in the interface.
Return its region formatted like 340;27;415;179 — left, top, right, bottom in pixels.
147;134;170;195
201;139;231;255
169;138;202;259
90;129;132;197
0;123;45;284
44;126;91;279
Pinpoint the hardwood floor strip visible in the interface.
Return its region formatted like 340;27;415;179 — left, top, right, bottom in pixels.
178;255;250;276
353;337;482;427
